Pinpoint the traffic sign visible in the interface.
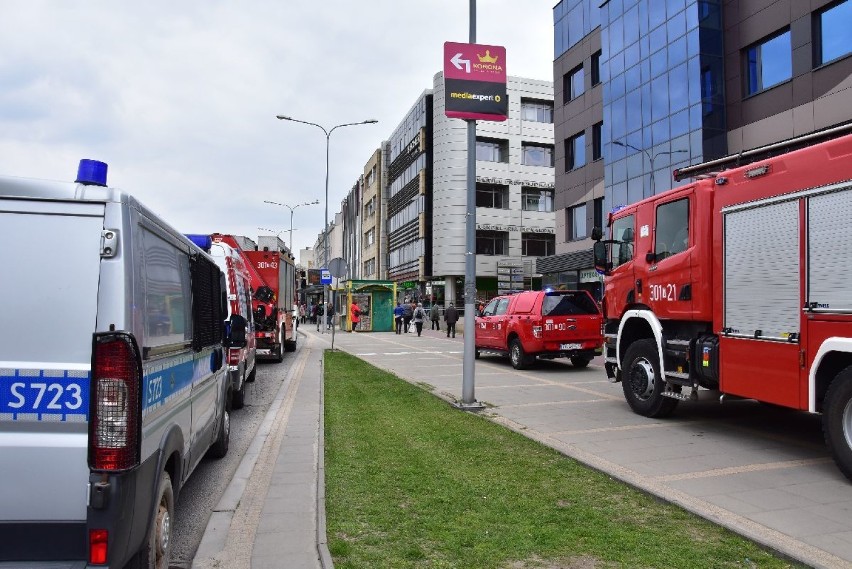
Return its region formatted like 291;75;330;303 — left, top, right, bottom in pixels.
444;42;507;122
320;269;332;285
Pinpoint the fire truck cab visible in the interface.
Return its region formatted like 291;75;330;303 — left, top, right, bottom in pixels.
593;128;852;480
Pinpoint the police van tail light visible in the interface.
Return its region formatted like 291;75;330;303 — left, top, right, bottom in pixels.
89;529;108;564
89;332;143;471
228;348;241;366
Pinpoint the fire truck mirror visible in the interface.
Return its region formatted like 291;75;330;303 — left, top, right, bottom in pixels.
228;314;247;348
591;226;603;241
593;241;610;274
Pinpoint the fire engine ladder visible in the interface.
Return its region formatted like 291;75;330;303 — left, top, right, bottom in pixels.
673;120;852;182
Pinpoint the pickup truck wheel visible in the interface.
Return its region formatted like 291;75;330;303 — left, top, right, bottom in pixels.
509;338;531;370
570;356;591;369
822;366;852;482
130;471;173;569
207;404;230;459
622;339;678;418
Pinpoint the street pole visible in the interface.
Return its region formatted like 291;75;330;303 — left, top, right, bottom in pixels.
263;199;319;252
275;116;377;338
460;0;483;410
612;140;687;194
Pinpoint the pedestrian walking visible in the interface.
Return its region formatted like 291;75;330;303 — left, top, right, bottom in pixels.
444;302;458;338
350;301;361;332
413;302;426;336
315;302;323;331
402;302;413;333
393;302;404;334
299;303;306;324
326;302;334;330
430;303;440;330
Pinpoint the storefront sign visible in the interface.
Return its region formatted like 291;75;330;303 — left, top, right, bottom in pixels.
477;224;554;234
476;176;555;189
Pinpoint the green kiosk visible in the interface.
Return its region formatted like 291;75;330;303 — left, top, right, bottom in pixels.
341;280;397;332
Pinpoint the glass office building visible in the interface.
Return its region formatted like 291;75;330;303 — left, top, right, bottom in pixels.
600;0;725;209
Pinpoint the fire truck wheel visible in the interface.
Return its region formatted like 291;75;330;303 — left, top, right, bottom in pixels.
622;339;678;418
510;338;532;370
130;471;173;569
822;368;852;481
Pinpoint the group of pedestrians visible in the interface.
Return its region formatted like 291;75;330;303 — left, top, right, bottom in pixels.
393;301;458;338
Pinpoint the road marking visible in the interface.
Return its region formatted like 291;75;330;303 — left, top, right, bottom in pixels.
499;398;612;409
655;458;834;482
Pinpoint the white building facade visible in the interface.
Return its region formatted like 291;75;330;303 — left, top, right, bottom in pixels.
432;73;555;305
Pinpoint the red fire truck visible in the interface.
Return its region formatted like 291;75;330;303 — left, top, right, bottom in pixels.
593;126;852;480
212;234;297;361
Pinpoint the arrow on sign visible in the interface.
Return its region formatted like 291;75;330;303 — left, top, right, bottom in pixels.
451;52;470;73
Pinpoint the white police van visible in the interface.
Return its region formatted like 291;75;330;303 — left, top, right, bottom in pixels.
0;160;231;568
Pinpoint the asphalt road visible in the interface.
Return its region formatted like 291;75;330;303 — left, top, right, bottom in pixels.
167;355;296;569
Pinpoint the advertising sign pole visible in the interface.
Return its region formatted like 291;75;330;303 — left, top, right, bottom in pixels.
461;0;482;409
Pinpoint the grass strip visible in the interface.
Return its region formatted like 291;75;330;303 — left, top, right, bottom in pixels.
324;350;799;569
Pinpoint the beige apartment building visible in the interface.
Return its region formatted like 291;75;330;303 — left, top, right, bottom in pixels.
359;148;385;280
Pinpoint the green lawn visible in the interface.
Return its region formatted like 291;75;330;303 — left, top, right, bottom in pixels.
324;350;799;569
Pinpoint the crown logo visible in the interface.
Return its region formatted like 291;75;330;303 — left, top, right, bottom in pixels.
477;50;499;64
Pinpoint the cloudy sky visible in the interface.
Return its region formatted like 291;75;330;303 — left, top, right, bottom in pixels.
0;2;554;260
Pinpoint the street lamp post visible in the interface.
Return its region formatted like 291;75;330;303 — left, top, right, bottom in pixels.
612;140;688;193
275;115;377;336
264;199;319;252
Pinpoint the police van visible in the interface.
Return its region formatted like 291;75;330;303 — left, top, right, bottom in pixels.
0;160;231;568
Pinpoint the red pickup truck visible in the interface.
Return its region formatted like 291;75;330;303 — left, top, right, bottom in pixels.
475;290;604;369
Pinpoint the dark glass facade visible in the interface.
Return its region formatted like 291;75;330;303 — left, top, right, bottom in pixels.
600;0;725;210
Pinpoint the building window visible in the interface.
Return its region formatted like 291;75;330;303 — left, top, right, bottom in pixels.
566;132;586;171
476;138;508;162
563;64;585;103
591;50;602;86
521;99;554;123
364;228;375;246
366;165;377;187
364;196;376;217
476;183;509;209
745;30;792;95
817;1;852;65
475;230;508;256
592;122;603;161
522;143;554;167
363;258;376;276
522;188;553;212
568;203;587;241
593;197;604;231
522;233;555;256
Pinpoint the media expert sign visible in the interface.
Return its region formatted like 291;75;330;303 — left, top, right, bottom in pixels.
444;42;507;121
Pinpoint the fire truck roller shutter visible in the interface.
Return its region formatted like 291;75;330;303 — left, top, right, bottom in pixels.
808;184;852;312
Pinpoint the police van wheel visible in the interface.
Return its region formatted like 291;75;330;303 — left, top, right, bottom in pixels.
132;471;173;569
622;339;678;418
208;406;230;459
246;365;257;383
822;366;852;482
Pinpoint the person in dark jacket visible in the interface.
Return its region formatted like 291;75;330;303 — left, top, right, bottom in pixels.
430;304;440;330
402;302;414;333
444;302;459;338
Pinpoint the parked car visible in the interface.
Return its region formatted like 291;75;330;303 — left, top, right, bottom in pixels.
0;159;230;568
475;290;604;369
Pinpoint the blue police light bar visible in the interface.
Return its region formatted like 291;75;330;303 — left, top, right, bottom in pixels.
185;234;212;252
75;159;108;186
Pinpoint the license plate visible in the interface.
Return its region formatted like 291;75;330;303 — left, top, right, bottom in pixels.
560;343;582;350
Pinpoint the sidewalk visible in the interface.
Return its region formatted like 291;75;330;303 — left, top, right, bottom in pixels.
192;331;331;569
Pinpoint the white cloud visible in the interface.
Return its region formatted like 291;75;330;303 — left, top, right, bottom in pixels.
0;1;554;255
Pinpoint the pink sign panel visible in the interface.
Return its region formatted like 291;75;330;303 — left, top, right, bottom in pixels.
444;42;507;83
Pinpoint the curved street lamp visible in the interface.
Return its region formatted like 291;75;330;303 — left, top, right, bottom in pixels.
264;199;319;252
612;140;688;194
275;115;378;334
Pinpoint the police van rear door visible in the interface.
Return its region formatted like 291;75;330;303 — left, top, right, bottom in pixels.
0;197;104;524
